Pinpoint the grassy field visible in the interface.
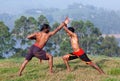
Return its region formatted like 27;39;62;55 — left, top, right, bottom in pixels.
0;55;120;81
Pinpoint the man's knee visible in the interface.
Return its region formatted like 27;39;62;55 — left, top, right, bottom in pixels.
24;60;29;64
86;61;94;66
21;60;29;67
47;54;53;59
50;55;53;59
62;55;69;60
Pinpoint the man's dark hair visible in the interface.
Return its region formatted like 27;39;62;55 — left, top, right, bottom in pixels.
40;24;51;31
68;27;75;32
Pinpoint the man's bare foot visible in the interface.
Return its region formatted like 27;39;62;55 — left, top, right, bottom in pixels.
40;59;42;63
67;69;71;72
99;72;105;75
18;72;22;76
48;71;54;75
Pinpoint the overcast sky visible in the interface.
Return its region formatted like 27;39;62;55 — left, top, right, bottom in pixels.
0;0;120;14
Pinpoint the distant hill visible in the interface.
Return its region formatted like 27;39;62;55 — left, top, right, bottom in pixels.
0;13;15;30
0;3;120;34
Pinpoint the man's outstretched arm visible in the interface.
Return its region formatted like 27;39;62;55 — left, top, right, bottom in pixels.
63;26;74;36
27;33;36;39
49;17;70;36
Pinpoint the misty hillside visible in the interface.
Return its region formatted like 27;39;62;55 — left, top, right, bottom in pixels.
0;3;120;34
0;13;15;30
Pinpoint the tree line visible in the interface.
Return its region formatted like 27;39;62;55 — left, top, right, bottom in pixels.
0;15;120;58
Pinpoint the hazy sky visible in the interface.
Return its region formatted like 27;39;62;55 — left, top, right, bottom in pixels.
0;0;120;14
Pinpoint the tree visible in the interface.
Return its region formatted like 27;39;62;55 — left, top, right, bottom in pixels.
12;16;38;57
38;15;49;26
0;21;15;58
100;36;120;57
12;16;37;48
51;22;70;56
50;22;61;56
59;36;72;56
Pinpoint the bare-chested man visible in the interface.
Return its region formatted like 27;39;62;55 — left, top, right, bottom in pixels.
62;26;105;74
18;17;69;76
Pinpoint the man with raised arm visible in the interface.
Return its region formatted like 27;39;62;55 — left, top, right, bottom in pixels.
18;17;69;76
62;26;105;74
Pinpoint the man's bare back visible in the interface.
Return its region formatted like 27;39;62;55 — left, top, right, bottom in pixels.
28;32;52;49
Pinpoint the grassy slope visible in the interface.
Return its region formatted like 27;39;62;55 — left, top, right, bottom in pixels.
0;56;120;81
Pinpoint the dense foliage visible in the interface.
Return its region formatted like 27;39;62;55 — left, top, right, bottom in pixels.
0;15;120;58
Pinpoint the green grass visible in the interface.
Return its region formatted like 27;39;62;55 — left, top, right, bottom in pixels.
0;56;120;81
109;68;120;75
102;78;120;81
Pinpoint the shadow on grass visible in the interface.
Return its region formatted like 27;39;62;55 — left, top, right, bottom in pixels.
96;59;109;64
54;63;66;71
33;58;110;73
73;65;89;71
96;58;110;68
72;58;110;72
54;59;89;72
